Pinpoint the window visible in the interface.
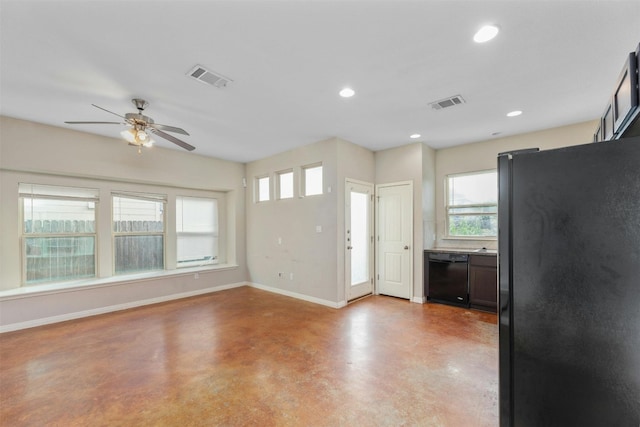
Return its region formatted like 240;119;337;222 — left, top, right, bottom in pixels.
277;170;294;200
19;183;98;284
303;164;323;196
176;196;218;267
446;170;497;237
12;177;230;288
256;175;270;202
113;193;165;274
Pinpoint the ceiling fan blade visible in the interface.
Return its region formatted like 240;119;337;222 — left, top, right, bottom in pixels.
148;123;190;136
91;104;126;119
149;128;195;151
65;121;123;125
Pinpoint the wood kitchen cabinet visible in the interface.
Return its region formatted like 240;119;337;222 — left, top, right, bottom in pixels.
469;255;497;312
594;45;640;141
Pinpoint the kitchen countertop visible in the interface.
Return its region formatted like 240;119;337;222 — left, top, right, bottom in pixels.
424;248;497;256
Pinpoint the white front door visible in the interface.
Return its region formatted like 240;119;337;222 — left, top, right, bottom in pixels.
345;180;374;301
376;182;413;299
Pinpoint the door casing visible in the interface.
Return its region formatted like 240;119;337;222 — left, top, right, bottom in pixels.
375;181;413;300
345;179;374;301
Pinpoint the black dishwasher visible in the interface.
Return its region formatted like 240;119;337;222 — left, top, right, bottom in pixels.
428;253;469;307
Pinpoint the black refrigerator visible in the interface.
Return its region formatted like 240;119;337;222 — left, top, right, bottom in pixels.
497;136;640;426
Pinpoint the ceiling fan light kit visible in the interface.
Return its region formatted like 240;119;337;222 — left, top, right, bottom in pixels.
120;128;154;145
65;98;195;153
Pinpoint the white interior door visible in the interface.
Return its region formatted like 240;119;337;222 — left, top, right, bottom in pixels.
376;182;413;299
345;180;374;301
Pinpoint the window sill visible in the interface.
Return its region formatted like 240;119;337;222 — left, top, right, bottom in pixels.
0;264;239;301
442;236;497;241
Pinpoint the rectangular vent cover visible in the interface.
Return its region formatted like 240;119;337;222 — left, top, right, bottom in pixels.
429;95;466;110
187;65;232;88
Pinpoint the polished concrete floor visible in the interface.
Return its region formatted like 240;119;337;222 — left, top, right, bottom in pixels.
0;287;498;426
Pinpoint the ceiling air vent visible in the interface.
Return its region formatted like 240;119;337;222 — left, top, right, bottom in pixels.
429;95;466;110
187;65;233;88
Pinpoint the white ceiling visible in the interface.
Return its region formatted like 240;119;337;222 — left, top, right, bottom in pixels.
1;0;639;163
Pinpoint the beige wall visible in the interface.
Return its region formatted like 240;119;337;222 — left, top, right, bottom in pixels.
245;137;375;306
422;144;436;250
434;120;598;250
336;139;376;302
0;114;600;329
375;142;431;301
0;116;248;329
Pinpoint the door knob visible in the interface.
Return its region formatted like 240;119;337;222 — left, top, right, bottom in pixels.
347;246;353;250
404;245;409;250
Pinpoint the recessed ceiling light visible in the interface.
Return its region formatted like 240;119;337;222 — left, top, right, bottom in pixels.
474;25;500;43
507;110;522;117
339;87;355;98
410;134;421;139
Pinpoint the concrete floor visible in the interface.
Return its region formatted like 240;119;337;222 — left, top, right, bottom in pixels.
0;286;498;426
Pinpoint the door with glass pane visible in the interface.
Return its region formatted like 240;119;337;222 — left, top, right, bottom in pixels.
345;180;374;301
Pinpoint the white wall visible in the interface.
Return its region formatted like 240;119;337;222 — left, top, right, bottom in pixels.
0;116;248;330
434;120;598;250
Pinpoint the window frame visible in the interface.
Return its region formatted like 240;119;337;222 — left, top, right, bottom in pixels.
112;192;166;275
255;174;271;202
276;169;294;200
445;169;498;239
19;183;99;285
176;195;219;268
302;163;323;197
8;173;233;289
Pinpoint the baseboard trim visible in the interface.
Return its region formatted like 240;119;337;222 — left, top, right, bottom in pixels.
248;282;344;309
0;281;247;333
411;296;426;304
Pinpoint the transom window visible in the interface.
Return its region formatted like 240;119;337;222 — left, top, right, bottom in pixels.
446;170;497;237
256;175;270;202
303;164;323;196
277;170;294;200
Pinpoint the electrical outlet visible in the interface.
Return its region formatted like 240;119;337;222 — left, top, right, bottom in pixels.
194;273;199;280
289;273;294;280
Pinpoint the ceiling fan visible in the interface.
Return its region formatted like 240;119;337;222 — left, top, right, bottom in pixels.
65;98;195;152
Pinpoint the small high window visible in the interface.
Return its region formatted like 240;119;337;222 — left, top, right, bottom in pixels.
256;176;270;202
277;170;294;200
303;164;323;196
